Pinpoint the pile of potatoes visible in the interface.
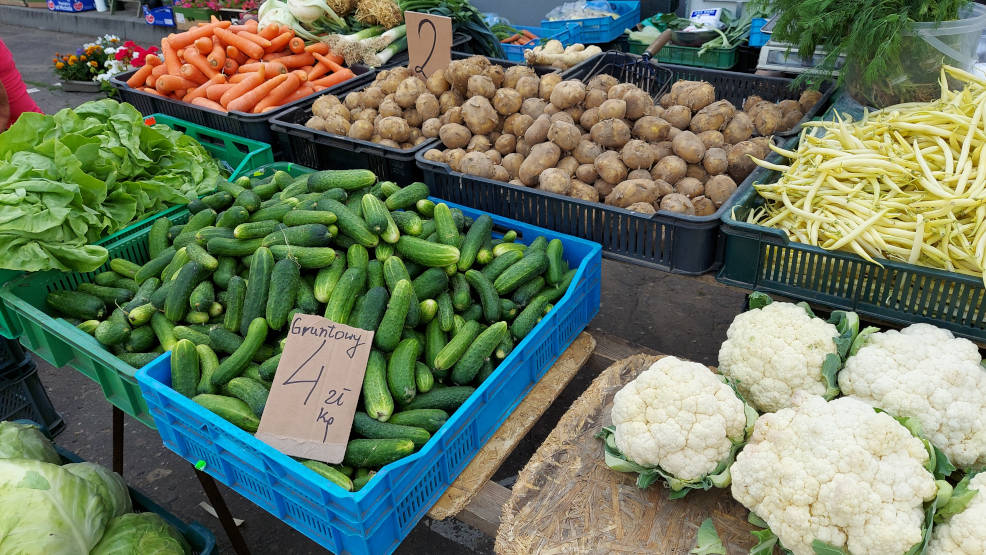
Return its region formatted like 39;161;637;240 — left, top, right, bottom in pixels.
303;55;823;216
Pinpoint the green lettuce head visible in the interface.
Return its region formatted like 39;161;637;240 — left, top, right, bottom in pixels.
0;421;60;464
91;512;191;555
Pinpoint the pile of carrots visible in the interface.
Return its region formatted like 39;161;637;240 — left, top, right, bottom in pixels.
125;18;355;114
501;29;539;45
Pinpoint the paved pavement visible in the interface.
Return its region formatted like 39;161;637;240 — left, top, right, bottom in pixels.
4;22;749;554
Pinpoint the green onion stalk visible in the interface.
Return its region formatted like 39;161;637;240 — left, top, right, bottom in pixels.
368;35;409;67
397;0;505;58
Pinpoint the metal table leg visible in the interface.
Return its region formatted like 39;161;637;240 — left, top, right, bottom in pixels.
195;469;251;555
112;406;124;475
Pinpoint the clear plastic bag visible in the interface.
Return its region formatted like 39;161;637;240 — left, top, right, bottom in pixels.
545;1;618;22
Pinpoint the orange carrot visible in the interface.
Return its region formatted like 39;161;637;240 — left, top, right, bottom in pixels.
267;31;294;53
226;45;247;64
259;22;280;39
312;52;349;74
307;60;331;81
304;42;330;55
186;73;226;101
161;37;181;76
237;61;286;74
206;82;235;101
194;36;212;54
227;73;287;112
156;75;197;93
273;52;316;68
142;87;165;96
215;27;264;59
312;85;326;91
229;19;259;33
127;63;156;88
151;63;168;78
179;63;208;84
228;73;252;83
521;29;538;40
223;58;239;74
191;97;228;112
237;30;272;49
290;69;308;82
253;72;301;112
169;22;229;49
174;88;187;99
282;85;315;103
220;69;265;107
207;37;226;68
183;46;218;78
144;54;162;67
288;36;305;54
309;71;354;89
262;51;289;61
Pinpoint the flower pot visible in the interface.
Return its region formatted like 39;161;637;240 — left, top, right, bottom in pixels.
60;79;101;92
172;6;217;21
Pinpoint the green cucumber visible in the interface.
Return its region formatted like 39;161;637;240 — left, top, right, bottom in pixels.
458;214;492;271
395;236;459;267
433;320;481;372
212;317;268;386
295;277;320;315
109;259;141;280
385;182;429;210
213;256;237;289
475;359;495;385
163;262;208;322
403;387;475;412
495;333;514;359
124;277;161;312
150;312;177;351
278;178;309;200
234;220;283;239
313;257;346;303
94;319;130;347
415;199;435;217
367;260;385;289
189;281;215;312
316;189;348;207
388;409;447;433
494;252;549;295
209;327;244;355
269;245;337;269
307;169;376;192
174;209;217;248
171;339;200;397
380;182;401;197
241;247;274;336
220;177;247;197
300;460;352;491
464;270;500;322
224;276;246;333
437;292;454;332
258;353;281;381
374;280;412;352
185;311;210;324
77;283;132;305
352;412;430;448
193;394;260;432
424;317;447;375
545;239;565;285
481;250;523;281
248;200;297;222
450;273;471;311
160;248;189;282
535;269;576;304
501;230;518;243
324;267;366;323
167;225;184;243
391;211;423;236
351;286;389;333
196;345;220;395
511;297;549;339
375;243;394;261
418;299;438;324
95;271;122;287
361;193;391;235
174;325;211;346
320;199;377;247
452;321;507;384
493;242;525;257
342;439;414;468
148;217;171;259
347;244;369;269
267;258;301;330
411;268;449;300
126;303;157;327
526;236;548;254
362;350;393;421
282;210;337;226
419;220;436;239
251;180;280;201
511;276;545;306
117;352;161;368
499;298;518;320
194;226;235;244
460;304;482;322
185;242;219;271
224;377;269;417
216;205;250;228
124;325;156;352
414;361;434;393
433;203;459;246
387;338;419;404
261;224;332;248
233;190;261;212
207;237;263;257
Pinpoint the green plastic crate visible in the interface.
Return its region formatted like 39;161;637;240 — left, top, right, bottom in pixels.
0;209;191;427
0;114;273;340
628;40;737;69
718;141;986;343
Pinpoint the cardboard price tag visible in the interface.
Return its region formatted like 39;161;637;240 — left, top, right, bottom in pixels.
255;314;374;464
405;11;452;79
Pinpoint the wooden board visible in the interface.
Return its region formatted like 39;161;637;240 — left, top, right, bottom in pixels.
428;332;596;522
496;354;755;554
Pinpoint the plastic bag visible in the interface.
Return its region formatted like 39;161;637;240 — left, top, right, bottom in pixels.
545;1;619;22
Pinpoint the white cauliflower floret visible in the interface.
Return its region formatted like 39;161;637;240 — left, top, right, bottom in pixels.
839;323;986;469
611;356;748;481
718;301;840;413
731;394;937;555
927;472;986;555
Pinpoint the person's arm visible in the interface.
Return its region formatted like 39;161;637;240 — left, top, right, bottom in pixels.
0;80;10;131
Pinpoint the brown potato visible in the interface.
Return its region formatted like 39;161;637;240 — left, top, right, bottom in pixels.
509;178;525;186
348;119;374;141
723;112;753;144
515;76;540;98
652;155;687;184
632;116;671;142
485;149;502;165
539;73;563;101
626;202;657;215
584;89;608;109
538;168;572;195
574;140;604;165
550;111;575;125
305;115;326;131
675;176;704;198
667;127;682;140
467;135;492;153
594;150;628;185
492;88;523;116
460;151;495;178
356;108;377;122
621;139;655;170
780;108;803;131
590;118;631;148
413;135;429;146
798;89;823;112
502;152;524;178
343;91;362;110
495;133;517;155
548;121;581;151
697;130;724;149
594;178;615;198
685;164;708;183
442;106;464;126
484;65;505;88
692;196;716;216
557;156;579;176
645;105;665;117
492;165;510;182
605;179;659;208
377;116;410;143
543;104;560;116
705;175;738;206
402;107;423;128
672;131;706;164
659;193;696;214
519;142;562;186
379;139;402;148
520;97;547;119
702;147;728;175
324;114;350;136
426;69;449;96
576;164;598;183
580;107;601;129
444;148;465;171
446;59;484;93
415;93;440;121
607;83;636;100
549;80;587;109
504;65;536;89
422;148;444;163
751;102;782;135
439;123;471;149
659;93;674;108
587;74;618;91
663;105;692;130
653;141;674;161
623;88;653;120
379;96;402;118
524;114;552;145
727;139;769;181
467;75;496;99
395;77;427;108
742;95;764;113
422;118;443;138
569;180;599;202
462;96;499;135
653;179;673;198
628;169;652;180
516;138;531;157
564;106;584;123
598;98;627;120
778;99;801;114
689;100;735;133
439;90;464;114
505;113;534;137
669;81;715;111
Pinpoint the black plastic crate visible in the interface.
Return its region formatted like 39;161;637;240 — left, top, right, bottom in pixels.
0;361;63;437
270;53;557;182
0;337;28;375
109;65;375;147
561;52;836;137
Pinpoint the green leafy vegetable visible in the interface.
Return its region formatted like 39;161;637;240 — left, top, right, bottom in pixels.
63;462;132;518
935;472;980;523
691;518;726;555
91;512;190;555
0;422;60;464
0;100;222;272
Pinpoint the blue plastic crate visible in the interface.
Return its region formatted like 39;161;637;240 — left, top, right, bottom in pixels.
501;24;578;63
136;200;602;554
541;1;640;44
749;17;769;47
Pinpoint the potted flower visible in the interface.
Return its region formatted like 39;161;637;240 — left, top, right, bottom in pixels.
53;35;159;94
97;40;160;96
219;0;258;16
173;0;220;21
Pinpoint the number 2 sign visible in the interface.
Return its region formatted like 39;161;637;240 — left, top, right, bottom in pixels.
405;11;452;79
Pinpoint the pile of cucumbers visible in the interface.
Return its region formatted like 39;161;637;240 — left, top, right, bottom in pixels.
46;167;576;492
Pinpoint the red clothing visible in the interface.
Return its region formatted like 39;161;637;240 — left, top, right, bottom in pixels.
0;39;43;129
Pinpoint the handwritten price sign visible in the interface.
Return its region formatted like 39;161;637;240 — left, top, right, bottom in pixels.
405;11;452;79
255;314;373;464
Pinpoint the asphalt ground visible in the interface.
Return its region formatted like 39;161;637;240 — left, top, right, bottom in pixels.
2;23;748;554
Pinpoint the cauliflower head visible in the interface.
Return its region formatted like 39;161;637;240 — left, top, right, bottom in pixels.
610;356;750;481
718;301;840;413
731;394;937;555
838;323;986;470
927;472;986;555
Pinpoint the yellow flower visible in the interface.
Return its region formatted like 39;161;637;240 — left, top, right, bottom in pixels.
80;55;86;61
69;55;77;62
55;62;64;69
89;60;98;67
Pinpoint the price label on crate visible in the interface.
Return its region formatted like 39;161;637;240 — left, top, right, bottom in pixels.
255;314;373;464
406;11;452;79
